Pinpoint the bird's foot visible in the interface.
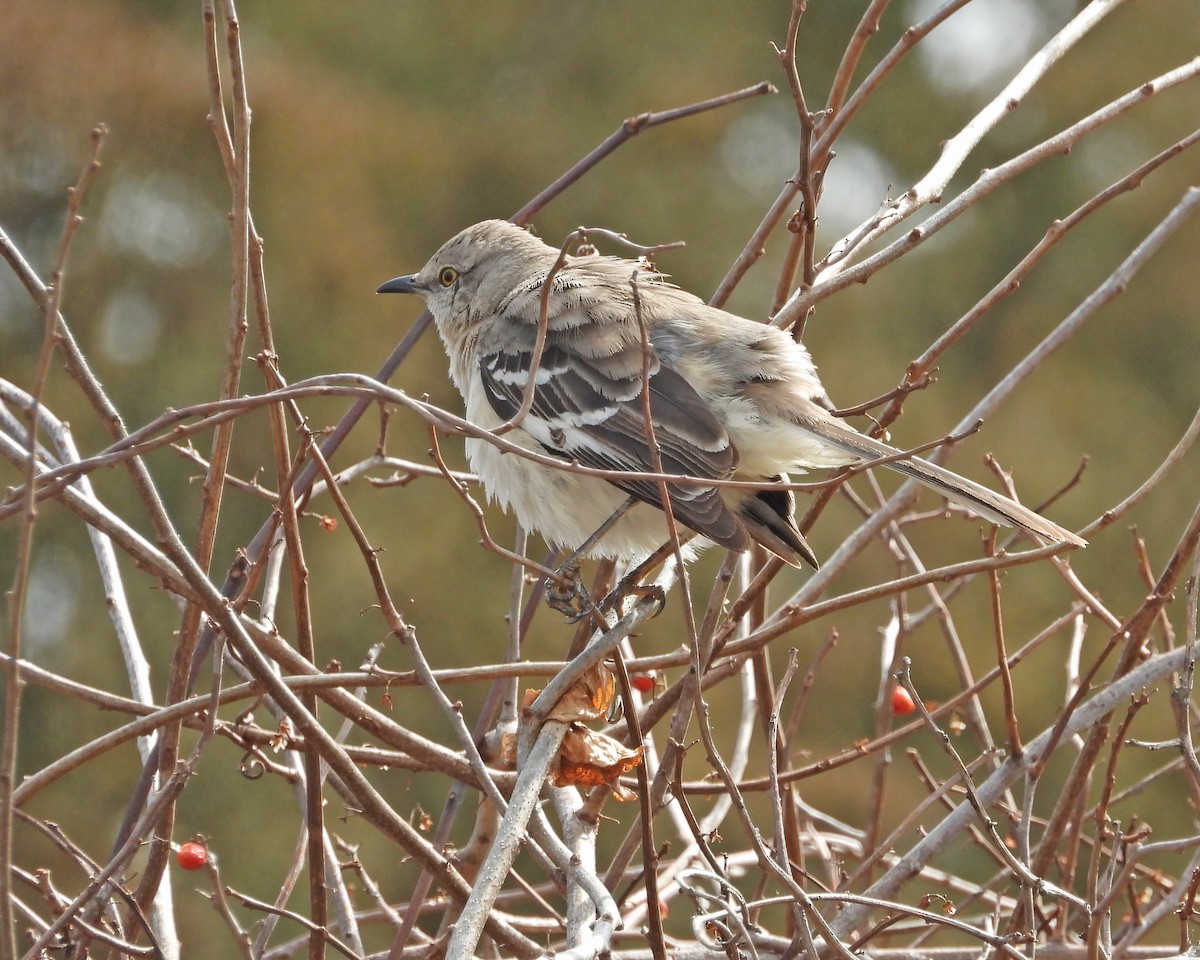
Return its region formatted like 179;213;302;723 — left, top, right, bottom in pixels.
600;574;667;619
545;554;670;623
544;559;594;621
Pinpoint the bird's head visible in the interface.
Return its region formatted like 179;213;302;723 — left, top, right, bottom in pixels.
377;220;551;338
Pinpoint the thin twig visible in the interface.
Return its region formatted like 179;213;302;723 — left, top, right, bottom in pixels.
1;123;106;960
512;82;775;225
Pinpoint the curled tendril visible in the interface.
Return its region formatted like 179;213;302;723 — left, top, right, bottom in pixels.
239;751;265;781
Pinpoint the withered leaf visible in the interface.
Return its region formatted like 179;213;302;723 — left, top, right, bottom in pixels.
553;723;643;800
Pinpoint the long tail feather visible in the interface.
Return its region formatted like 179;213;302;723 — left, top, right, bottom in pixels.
797;417;1087;547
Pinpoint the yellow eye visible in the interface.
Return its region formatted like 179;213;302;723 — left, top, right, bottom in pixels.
438;266;459;287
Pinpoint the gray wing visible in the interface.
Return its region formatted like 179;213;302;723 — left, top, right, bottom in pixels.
478;328;751;552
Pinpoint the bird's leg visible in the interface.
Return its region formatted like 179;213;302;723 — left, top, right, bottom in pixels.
544;496;639;620
598;532;697;618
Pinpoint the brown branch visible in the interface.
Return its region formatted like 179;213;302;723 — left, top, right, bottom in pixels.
1;122;106;960
511;82;775;225
986;533;1023;758
610;656;667;960
224;885;361;960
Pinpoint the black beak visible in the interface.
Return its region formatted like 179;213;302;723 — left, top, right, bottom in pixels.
376;275;421;294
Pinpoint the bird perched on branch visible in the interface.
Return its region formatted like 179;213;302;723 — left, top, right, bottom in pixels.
378;219;1084;570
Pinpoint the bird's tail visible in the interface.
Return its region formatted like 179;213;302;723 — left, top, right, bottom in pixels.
738;481;820;570
795;416;1087;548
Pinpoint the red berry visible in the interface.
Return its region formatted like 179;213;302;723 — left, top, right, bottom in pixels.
176;841;208;871
891;686;916;716
630;671;656;693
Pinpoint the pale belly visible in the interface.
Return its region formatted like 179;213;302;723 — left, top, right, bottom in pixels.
465;431;693;560
462;390;693;561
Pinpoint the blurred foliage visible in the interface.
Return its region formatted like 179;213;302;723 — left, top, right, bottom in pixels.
2;0;1199;955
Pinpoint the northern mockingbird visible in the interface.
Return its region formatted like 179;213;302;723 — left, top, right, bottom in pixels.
378;220;1084;569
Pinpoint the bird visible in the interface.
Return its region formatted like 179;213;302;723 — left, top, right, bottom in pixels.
377;219;1084;570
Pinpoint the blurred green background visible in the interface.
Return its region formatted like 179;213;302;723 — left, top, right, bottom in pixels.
2;0;1199;955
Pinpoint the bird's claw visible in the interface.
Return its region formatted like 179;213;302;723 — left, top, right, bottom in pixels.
545;561;668;623
626;582;667;617
599;578;667;619
545;560;593;621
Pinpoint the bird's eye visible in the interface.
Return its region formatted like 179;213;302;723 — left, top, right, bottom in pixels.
438;267;459;287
